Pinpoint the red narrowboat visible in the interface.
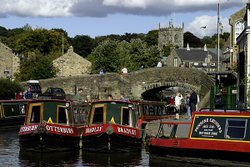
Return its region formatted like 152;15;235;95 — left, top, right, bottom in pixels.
82;100;142;152
134;100;176;128
148;108;250;162
19;99;88;152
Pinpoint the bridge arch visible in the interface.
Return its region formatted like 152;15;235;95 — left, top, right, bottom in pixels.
39;67;213;107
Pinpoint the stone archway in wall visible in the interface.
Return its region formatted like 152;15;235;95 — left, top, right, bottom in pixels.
141;82;198;101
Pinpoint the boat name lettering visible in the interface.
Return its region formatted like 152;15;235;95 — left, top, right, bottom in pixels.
198;131;218;136
45;125;74;134
20;125;38;132
85;126;103;133
117;127;136;135
195;118;222;133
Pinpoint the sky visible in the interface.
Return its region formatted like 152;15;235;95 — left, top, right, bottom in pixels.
0;0;247;38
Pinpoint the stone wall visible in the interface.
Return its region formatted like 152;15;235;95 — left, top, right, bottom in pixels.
0;42;20;79
38;67;213;108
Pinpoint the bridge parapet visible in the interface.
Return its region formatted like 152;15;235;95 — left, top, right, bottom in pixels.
35;67;213;107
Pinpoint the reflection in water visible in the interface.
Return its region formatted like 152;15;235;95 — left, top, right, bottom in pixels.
82;150;143;166
149;154;250;167
19;151;80;167
0;127;20;167
1;127;250;167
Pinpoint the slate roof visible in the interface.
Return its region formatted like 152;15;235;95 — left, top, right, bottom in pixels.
175;48;222;62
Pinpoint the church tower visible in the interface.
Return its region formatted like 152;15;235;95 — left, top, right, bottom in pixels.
158;21;184;52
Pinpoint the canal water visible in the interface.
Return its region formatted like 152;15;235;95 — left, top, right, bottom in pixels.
1;127;250;167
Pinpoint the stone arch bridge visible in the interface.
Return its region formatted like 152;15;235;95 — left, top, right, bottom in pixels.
39;67;214;107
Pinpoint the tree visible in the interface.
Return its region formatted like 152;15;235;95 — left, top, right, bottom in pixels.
184;32;203;47
71;35;95;57
124;39;160;71
145;30;158;46
87;38;160;73
201;36;213;47
88;39;120;73
0;79;23;100
14;28;70;58
15;55;57;81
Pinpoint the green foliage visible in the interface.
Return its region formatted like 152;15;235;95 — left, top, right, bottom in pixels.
145;30;158;46
184;32;203;47
201;36;213;47
162;44;174;57
202;32;230;49
88;38;160;73
0;79;23;100
71;35;95;57
14;28;70;58
88;39;120;73
15;55;57;81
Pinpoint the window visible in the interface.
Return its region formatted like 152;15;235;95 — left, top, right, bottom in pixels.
210;62;216;66
185;62;189;68
30;106;41;123
193;62;199;66
92;107;104;124
173;58;178;67
58;107;67;124
122;108;130;126
234;21;245;43
225;119;247;139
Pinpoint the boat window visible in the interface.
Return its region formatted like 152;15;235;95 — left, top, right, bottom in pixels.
122;108;130;126
0;104;3;118
58;107;67;124
30;106;41;123
143;105;149;116
158;124;175;138
92;107;104;124
148;105;155;115
73;107;86;124
225;119;247;139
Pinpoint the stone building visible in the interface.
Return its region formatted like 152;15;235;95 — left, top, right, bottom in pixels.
166;44;223;72
53;46;92;77
228;7;246;69
236;1;250;107
0;42;20;79
158;22;184;51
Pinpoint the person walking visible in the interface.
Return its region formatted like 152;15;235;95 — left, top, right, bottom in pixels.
186;94;191;119
189;89;198;116
174;92;183;119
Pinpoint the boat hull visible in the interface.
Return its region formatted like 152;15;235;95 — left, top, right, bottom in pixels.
149;144;250;162
19;123;81;152
82;124;142;152
19;132;80;152
0;115;25;126
82;133;142;152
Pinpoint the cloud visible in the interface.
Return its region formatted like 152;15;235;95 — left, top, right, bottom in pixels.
0;0;245;18
186;15;230;37
0;0;77;17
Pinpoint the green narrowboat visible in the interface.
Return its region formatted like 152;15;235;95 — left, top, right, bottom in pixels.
19;99;89;152
0;99;28;126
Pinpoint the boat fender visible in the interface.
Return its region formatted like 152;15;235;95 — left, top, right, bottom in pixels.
106;125;114;135
79;134;83;149
33;124;47;135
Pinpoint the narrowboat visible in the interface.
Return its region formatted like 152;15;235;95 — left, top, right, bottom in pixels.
82;100;142;152
0;99;28;126
134;100;176;129
148;108;250;162
19;99;89;152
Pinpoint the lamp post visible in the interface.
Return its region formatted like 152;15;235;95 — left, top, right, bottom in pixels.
217;1;220;72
